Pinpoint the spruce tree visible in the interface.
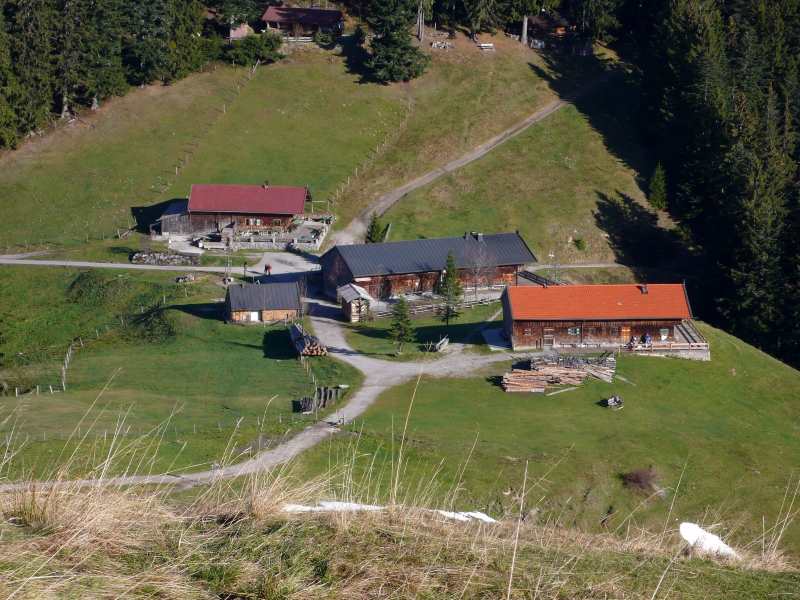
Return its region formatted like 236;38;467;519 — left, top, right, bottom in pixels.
648;162;668;210
366;0;429;83
389;297;415;354
0;11;21;147
365;213;385;243
11;0;58;131
439;251;463;326
124;0;172;84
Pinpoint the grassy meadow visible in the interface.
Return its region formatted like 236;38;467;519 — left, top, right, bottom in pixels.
331;33;568;228
383;82;651;264
0;267;361;478
0;50;404;252
297;323;800;556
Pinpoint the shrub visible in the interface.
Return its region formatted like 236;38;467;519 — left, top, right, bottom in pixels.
225;32;283;66
573;238;587;251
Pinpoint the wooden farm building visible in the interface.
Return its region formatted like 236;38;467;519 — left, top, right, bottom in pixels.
320;232;537;300
225;282;303;323
160;184;309;236
261;6;344;36
501;283;708;355
337;283;371;323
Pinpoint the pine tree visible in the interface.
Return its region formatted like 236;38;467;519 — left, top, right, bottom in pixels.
648;162;668;210
0;10;21;147
389;297;415;353
124;0;172;84
11;0;58;131
167;0;204;82
464;0;496;37
366;0;429;83
365;213;385;243
439;251;463;326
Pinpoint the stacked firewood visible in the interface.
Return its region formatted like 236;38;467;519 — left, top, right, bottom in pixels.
501;354;616;393
289;324;328;357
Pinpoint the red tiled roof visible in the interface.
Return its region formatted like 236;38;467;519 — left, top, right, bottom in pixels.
188;184;307;215
505;284;692;321
261;6;343;27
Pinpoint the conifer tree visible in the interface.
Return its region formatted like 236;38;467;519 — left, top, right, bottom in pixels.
440;251;463;326
389;297;415;353
365;213;385;243
366;0;429;83
11;0;58;131
648;162;668;210
0;11;21;147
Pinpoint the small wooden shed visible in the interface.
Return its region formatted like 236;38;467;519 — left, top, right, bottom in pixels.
337;283;371;323
226;282;302;323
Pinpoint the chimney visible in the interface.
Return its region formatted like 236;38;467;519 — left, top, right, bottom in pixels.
640;283;649;295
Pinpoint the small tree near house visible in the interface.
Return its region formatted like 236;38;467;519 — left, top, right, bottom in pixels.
440;251;463;327
365;213;386;243
389;297;415;353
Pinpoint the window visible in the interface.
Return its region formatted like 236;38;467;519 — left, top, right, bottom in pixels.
610;327;620;337
567;327;581;336
254;218;262;226
273;218;282;226
660;328;670;341
523;328;532;335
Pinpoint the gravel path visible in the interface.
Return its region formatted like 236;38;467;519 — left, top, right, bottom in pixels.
0;312;513;493
0;253;319;278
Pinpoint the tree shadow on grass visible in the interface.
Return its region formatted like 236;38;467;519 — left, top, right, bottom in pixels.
172;303;222;321
263;329;296;360
528;50;651;193
592;190;715;316
338;33;374;84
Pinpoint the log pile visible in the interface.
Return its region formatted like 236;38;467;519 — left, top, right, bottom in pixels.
501;354;616;393
289;323;328;356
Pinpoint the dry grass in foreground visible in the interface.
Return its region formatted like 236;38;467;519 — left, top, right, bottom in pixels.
0;463;797;599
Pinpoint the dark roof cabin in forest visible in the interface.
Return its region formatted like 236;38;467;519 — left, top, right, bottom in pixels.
320;232;537;299
261;6;344;35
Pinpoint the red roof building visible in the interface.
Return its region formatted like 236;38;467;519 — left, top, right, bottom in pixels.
261;6;344;36
185;184;309;233
501;283;702;352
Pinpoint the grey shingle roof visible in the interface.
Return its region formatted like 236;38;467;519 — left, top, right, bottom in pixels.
227;282;302;311
327;232;536;278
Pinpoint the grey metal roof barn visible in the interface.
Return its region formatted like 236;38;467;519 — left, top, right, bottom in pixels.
226;282;302;311
323;232;536;278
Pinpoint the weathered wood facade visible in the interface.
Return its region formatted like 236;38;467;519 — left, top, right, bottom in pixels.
187;212;294;234
503;313;682;350
502;284;699;351
321;232;536;300
229;308;299;323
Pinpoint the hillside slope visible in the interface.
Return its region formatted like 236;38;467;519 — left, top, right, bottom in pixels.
0;473;796;598
297;323;800;557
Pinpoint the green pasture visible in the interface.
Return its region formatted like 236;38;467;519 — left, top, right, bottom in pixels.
0;267;361;479
297;323;800;555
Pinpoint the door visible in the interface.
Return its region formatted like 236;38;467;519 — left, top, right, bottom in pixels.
249;311;260;322
543;327;554;349
621;326;631;344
